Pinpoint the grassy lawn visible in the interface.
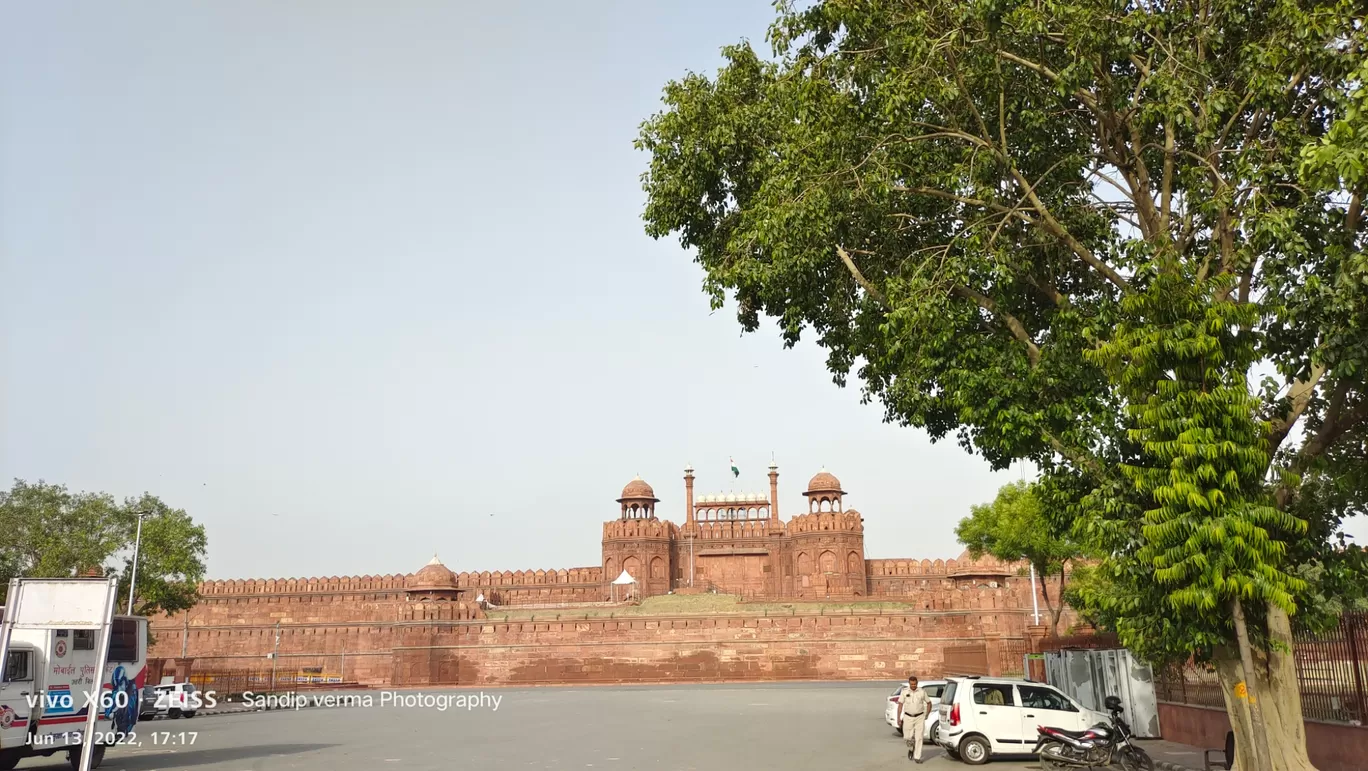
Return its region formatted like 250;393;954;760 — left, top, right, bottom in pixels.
490;593;921;620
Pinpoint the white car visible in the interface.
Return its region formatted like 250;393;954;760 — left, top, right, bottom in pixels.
883;679;947;744
140;682;202;719
936;676;1109;765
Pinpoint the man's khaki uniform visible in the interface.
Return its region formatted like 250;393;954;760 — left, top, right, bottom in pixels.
899;685;930;761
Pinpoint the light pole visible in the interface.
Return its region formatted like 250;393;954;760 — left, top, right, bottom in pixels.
126;511;148;615
1029;564;1041;625
272;621;281;695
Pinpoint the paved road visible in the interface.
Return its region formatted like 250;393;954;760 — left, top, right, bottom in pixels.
15;682;1048;771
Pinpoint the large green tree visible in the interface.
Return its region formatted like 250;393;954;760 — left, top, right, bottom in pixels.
0;480;207;616
637;1;1366;768
957;480;1080;636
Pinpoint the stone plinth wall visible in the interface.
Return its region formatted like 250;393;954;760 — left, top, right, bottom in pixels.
152;604;1031;688
393;610;1024;686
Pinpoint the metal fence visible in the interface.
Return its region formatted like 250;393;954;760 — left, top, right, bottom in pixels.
1294;612;1367;725
999;638;1027;676
186;668;345;697
1156;612;1368;725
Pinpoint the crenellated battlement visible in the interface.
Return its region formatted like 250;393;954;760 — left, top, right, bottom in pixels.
787;509;864;534
865;554;1020;578
454;567;603;587
602;518;677;540
197;574;410;595
401;601;485;621
196;568;607;599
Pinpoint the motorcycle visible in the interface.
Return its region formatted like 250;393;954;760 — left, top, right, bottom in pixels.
1031;695;1154;771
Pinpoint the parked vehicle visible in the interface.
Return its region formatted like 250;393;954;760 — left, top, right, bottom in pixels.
883;679;947;743
140;682;208;719
935;676;1110;765
0;615;148;770
1033;694;1154;771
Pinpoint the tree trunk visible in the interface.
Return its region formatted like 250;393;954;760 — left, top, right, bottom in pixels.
1036;562;1063;636
1260;604;1316;771
1216;651;1259;771
1054;569;1067;634
1232;596;1273;771
1216;604;1319;771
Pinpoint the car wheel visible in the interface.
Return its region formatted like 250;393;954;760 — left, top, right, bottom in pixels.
0;750;21;770
183;711;196;719
959;735;991;765
928;722;939;744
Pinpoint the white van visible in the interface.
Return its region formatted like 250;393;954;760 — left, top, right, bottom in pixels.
0;616;149;770
935;676;1109;765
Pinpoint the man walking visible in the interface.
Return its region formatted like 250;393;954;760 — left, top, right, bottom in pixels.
900;674;929;763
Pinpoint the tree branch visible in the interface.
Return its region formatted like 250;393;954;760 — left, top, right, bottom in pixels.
1045;430;1104;480
1004;164;1131;291
1026;276;1066;307
996;50;1102;116
835;246;888;307
951;284;1042;367
1161;118;1175;234
1298;386;1365;465
1267;364;1326;454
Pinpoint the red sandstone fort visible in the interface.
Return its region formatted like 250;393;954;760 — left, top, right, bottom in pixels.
151;467;1058;686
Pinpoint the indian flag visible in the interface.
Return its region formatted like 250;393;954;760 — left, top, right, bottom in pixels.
730;457;740;478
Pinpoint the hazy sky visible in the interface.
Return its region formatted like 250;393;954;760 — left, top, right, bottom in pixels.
4;2;1359;580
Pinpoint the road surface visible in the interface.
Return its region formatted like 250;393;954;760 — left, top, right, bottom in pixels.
20;682;1045;771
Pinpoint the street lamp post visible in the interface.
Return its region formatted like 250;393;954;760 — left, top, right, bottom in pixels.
126;511;148;615
272;621;281;695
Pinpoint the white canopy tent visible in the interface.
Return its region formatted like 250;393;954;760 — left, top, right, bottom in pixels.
610;569;636;603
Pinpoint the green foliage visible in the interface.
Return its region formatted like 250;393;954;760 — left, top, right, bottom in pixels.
638;0;1368;670
0;479;207;616
959;479;1081;633
957;480;1077;575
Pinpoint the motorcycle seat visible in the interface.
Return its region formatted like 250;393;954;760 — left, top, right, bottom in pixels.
1039;726;1095;739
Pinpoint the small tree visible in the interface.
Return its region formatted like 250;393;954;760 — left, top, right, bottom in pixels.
957;481;1079;636
0;480;207;616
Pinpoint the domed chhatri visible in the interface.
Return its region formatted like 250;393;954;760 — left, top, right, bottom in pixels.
617;475;658;520
805;468;845;495
617;475;659;503
407;554;458;592
803;468;846;513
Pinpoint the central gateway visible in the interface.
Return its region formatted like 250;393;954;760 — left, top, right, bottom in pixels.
695;551;770;596
600;462;870;600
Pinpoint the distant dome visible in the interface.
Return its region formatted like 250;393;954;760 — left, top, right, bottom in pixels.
618;476;659;502
805;469;845;495
408;554;458;591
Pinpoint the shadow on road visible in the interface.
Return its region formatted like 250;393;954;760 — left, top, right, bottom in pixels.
116;743;335;769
